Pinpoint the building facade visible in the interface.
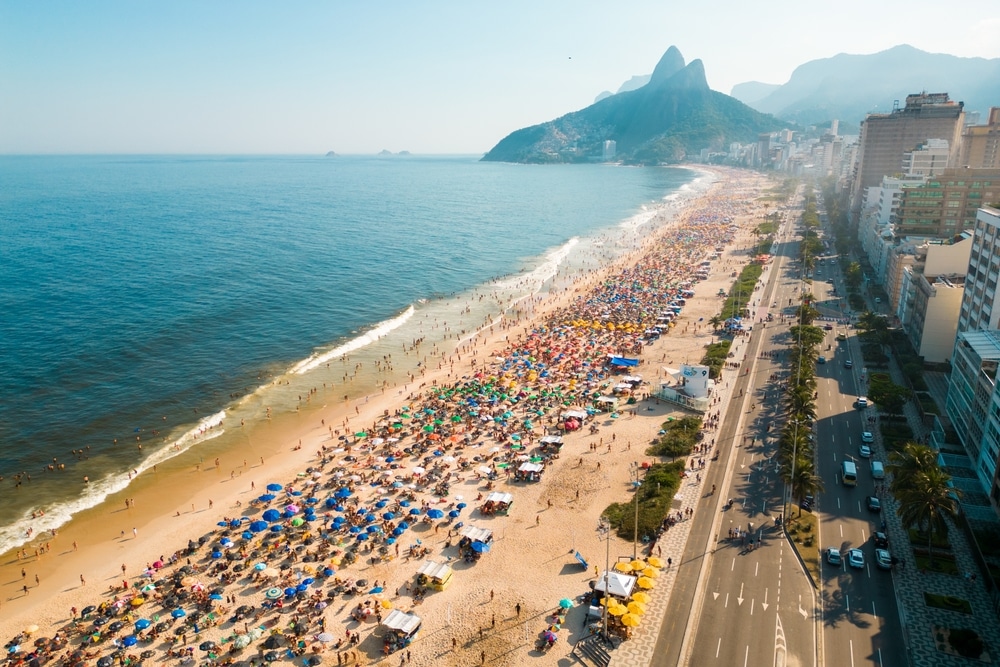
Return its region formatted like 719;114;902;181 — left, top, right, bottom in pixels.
893;168;1000;238
960;107;1000;169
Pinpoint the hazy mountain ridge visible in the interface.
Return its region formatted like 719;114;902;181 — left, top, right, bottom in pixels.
483;47;785;165
737;45;1000;126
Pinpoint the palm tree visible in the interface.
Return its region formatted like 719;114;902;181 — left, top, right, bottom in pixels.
780;455;824;517
708;315;723;333
889;443;961;565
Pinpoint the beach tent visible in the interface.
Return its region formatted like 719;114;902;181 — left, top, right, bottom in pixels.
460;525;493;544
383;609;422;636
485;492;513;505
515;462;543;482
561;410;588;420
594;571;637;599
416;561;453;590
595;396;619;408
517;462;543;474
608;356;639;367
539;435;564;447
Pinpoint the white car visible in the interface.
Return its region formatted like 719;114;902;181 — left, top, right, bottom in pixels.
856;397;869;409
848;548;865;569
861;431;874;443
859;444;872;458
875;548;892;570
825;547;842;566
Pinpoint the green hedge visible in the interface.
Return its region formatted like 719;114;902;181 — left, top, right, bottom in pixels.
603;460;686;540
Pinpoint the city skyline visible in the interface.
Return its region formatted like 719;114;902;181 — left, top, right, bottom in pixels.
2;0;999;155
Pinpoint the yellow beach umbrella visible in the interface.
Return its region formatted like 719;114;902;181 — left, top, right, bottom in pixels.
629;559;646;570
380;599;393;609
647;557;665;568
636;577;655;589
621;613;641;627
641;567;659;579
627;601;646;615
24;625;38;634
613;562;633;573
608;602;628;616
630;592;651;604
130;597;145;607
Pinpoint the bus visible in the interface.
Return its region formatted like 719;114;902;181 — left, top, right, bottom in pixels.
842;460;858;487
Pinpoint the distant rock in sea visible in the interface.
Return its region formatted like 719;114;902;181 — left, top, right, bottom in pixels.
398;150;411;156
377;149;394;156
325;151;338;157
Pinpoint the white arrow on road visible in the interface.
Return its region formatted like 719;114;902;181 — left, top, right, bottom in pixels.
798;594;807;619
737;583;745;606
762;588;769;611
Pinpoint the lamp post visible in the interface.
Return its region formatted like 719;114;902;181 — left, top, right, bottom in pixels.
599;519;611;642
630;463;641;559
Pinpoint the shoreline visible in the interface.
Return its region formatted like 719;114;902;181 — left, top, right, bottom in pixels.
1;167;773;667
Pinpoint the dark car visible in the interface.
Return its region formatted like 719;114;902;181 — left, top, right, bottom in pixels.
824;324;834;330
866;495;881;512
873;531;888;548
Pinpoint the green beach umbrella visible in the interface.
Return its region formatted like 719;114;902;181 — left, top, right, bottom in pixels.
355;432;367;438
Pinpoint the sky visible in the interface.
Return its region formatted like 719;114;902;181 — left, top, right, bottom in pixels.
2;0;999;155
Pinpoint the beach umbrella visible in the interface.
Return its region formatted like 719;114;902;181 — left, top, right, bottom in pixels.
399;521;410;530
348;526;361;534
220;538;233;547
647;557;665;568
627;601;646;615
199;641;217;651
130;597;145;607
122;636;138;648
254;562;268;571
134;619;151;630
270;524;284;532
621;613;641;627
284;587;297;597
108;621;124;632
366;525;379;534
266;483;283;492
641;567;659;579
630;592;651;604
456;502;467;509
262;509;281;522
285;504;300;514
265;588;282;600
375;500;388;509
249;521;268;533
471;540;490;553
258;494;276;502
607;602;627;616
630;559;646;570
234;635;252;649
211;551;222;559
209;593;224;600
426;509;444;519
382;512;395;520
559;598;574;609
614;562;632;573
291;518;305;527
364;513;376;523
448;510;460;518
242;530;254;539
356;533;369;541
392;528;404;537
170;608;186;619
335;487;352;498
636;577;655;589
543;631;557;642
97;657;113;667
412;466;426;475
355;432;367;438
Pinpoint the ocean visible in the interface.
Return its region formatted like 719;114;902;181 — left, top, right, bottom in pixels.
0;154;707;553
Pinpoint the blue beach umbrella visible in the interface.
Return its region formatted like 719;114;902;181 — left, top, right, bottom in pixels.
258;494;276;502
302;577;315;585
249;520;268;533
242;531;255;540
209;593;223;600
426;509;444;519
230;519;243;528
284;588;296;597
382;512;395;520
409;508;421;516
448;510;460;518
335;487;352;498
366;525;378;533
356;533;368;541
262;509;281;522
325;498;338;509
375;500;388;509
399;500;411;507
471;541;490;553
122;635;137;647
254;563;267;571
364;513;376;523
211;551;222;559
386;537;396;545
348;526;361;534
323;568;335;577
134;619;151;630
392;528;404;537
399;521;410;530
171;608;186;619
266;483;283;492
270;524;283;532
456;503;467;509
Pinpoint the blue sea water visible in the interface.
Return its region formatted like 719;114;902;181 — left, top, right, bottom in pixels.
0;154;700;551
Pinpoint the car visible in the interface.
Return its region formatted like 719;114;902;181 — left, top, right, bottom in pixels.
844;360;854;369
827;279;835;284
856;397;869;409
875;297;882;304
825;547;842;565
861;431;874;443
817;356;827;364
866;495;881;512
859;444;872;458
873;531;889;548
848;548;865;569
875;548;892;570
836;333;847;341
824;323;834;330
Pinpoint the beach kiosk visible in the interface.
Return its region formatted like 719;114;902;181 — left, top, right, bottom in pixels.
458;525;493;563
480;491;513;516
539;435;564;452
381;609;421;654
514;461;543;482
415;560;453;591
594;396;619;412
587;571;637;619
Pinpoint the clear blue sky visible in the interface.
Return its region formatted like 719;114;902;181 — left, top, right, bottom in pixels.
2;0;998;154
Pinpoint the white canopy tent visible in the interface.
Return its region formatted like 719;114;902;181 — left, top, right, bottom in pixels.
416;561;453;581
593;571;637;599
460;525;493;543
382;609;421;636
485;492;513;505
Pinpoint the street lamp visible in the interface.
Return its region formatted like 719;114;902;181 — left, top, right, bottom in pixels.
598;519;612;642
630;463;642;559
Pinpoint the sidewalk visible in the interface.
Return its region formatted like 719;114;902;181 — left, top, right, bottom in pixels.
849;298;1000;664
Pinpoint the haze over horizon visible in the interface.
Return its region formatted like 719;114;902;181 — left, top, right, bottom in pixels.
2;0;998;155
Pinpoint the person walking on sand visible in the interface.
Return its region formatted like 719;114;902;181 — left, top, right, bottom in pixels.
80;574;85;586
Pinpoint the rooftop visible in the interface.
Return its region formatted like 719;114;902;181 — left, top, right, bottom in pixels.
958;330;1000;362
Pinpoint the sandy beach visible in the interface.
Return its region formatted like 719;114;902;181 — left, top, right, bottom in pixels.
0;167;774;667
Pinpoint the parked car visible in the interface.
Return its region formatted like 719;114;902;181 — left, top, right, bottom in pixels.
873;531;889;548
825;547;842;566
824;323;834;330
848;548;865;569
866;495;881;512
875;548;892;570
861;431;874;443
844;360;854;369
817;356;827;364
859;444;872;458
856;397;869;409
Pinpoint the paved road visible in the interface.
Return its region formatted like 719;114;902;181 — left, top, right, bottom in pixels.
654;198;820;667
811;250;907;666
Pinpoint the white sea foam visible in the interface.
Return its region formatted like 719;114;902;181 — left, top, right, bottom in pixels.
290;305;417;375
0;410;226;554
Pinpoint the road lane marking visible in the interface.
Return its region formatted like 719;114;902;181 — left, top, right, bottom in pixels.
744;644;750;667
850;639;856;667
872;601;877;618
846;594;850;613
732;558;736;572
751;598;755;615
837;497;841;509
839;524;843;537
737;583;745;605
716;637;721;658
725;593;729;607
762;588;769;611
755;562;759;577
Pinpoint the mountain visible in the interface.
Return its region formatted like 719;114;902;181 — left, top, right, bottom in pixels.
595;75;652;104
730;81;781;106
738;45;1000;127
483;46;785;165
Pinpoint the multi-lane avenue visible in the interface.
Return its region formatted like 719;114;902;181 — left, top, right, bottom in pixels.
651;189;906;666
